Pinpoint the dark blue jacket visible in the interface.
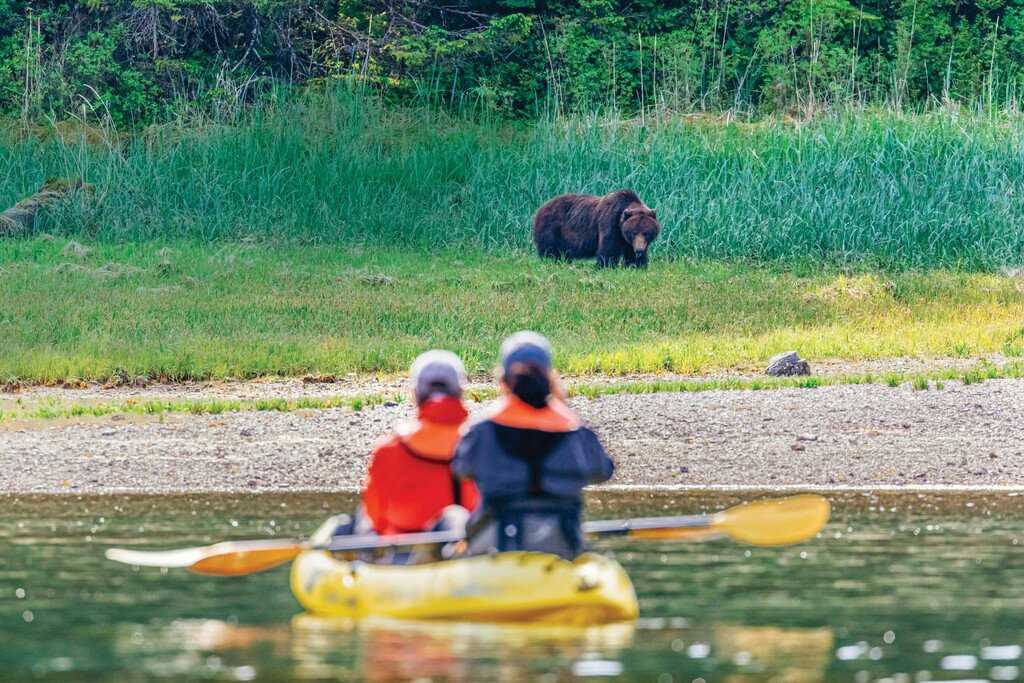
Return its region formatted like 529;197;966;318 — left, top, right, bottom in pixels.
452;413;614;557
452;420;614;501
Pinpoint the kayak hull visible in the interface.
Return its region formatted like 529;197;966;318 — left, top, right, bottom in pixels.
290;550;639;625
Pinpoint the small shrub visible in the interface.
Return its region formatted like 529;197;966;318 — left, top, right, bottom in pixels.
950;343;971;358
1003;328;1024;357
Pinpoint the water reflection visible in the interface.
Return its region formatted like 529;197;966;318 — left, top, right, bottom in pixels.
108;615;837;682
293;616;636;681
109;616;636;681
714;624;834;682
2;490;1024;681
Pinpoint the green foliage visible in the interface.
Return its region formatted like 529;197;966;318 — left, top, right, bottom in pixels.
6;0;1024;123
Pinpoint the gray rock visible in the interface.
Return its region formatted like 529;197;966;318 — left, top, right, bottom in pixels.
766;351;811;376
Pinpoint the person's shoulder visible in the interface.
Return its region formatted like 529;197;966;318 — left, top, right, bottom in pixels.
459;411;497;437
572;425;607;450
371;433;405;458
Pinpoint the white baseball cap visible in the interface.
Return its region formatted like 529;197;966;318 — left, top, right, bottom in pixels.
410;350;466;403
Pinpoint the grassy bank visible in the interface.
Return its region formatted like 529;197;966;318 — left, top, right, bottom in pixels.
4;92;1024;268
2;237;1023;385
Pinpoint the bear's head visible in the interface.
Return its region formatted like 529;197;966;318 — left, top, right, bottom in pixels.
620;205;660;266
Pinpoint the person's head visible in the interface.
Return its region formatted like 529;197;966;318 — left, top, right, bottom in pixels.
409;350;466;405
499;331;555;409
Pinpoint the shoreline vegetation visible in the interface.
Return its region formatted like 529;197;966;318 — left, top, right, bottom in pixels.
2;360;1023;423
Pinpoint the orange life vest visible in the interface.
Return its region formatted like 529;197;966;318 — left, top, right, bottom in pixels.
487;394;580;432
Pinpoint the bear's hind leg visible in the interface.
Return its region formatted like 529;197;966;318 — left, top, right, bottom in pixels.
538;244;568;260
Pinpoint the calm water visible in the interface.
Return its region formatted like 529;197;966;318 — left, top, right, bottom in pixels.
2;490;1023;682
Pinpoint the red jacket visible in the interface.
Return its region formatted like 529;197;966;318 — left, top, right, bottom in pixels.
362;396;480;535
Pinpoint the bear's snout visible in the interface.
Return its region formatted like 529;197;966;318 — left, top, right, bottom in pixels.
632;234;648;254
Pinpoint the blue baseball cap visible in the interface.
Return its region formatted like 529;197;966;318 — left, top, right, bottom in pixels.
500;331;553;375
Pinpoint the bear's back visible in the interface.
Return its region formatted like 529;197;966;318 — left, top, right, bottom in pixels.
533;193;603;257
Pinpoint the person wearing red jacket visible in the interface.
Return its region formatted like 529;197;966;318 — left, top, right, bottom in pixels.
360;350;480;536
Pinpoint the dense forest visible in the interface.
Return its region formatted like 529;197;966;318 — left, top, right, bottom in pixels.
4;0;1024;125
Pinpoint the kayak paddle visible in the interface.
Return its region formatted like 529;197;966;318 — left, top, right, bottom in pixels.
106;529;465;576
585;493;831;546
105;493;829;576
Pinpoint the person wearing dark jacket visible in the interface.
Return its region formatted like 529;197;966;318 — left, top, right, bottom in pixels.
452;331;614;559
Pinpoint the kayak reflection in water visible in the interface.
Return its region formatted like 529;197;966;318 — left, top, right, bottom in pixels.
453;331;615;559
322;350;480;563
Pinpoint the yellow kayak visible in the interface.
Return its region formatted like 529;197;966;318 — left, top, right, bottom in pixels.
290;549;639;625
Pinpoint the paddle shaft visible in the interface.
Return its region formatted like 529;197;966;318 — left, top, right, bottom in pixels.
583;513;718;536
322;529;463;552
317;512;719;553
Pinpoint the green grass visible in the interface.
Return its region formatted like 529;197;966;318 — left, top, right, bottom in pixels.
3;362;1021;423
0;392;401;422
4;91;1024;269
2;237;1024;385
5;93;1024;385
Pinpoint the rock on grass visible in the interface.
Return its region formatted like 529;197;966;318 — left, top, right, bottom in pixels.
766;351;812;377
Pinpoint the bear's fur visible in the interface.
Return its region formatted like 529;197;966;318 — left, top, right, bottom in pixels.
532;189;661;268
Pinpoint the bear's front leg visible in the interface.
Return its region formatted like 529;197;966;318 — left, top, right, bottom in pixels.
626;251;649;268
596;238;622;268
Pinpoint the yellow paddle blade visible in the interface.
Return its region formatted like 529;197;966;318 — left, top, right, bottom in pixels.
190;543;304;576
712;494;830;546
106;539;305;576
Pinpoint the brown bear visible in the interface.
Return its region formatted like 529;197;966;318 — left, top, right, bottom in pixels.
532;189;661;268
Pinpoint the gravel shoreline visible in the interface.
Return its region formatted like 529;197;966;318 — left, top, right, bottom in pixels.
2;376;1022;493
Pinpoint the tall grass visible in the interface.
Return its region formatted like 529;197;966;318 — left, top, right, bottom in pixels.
3;90;1024;268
